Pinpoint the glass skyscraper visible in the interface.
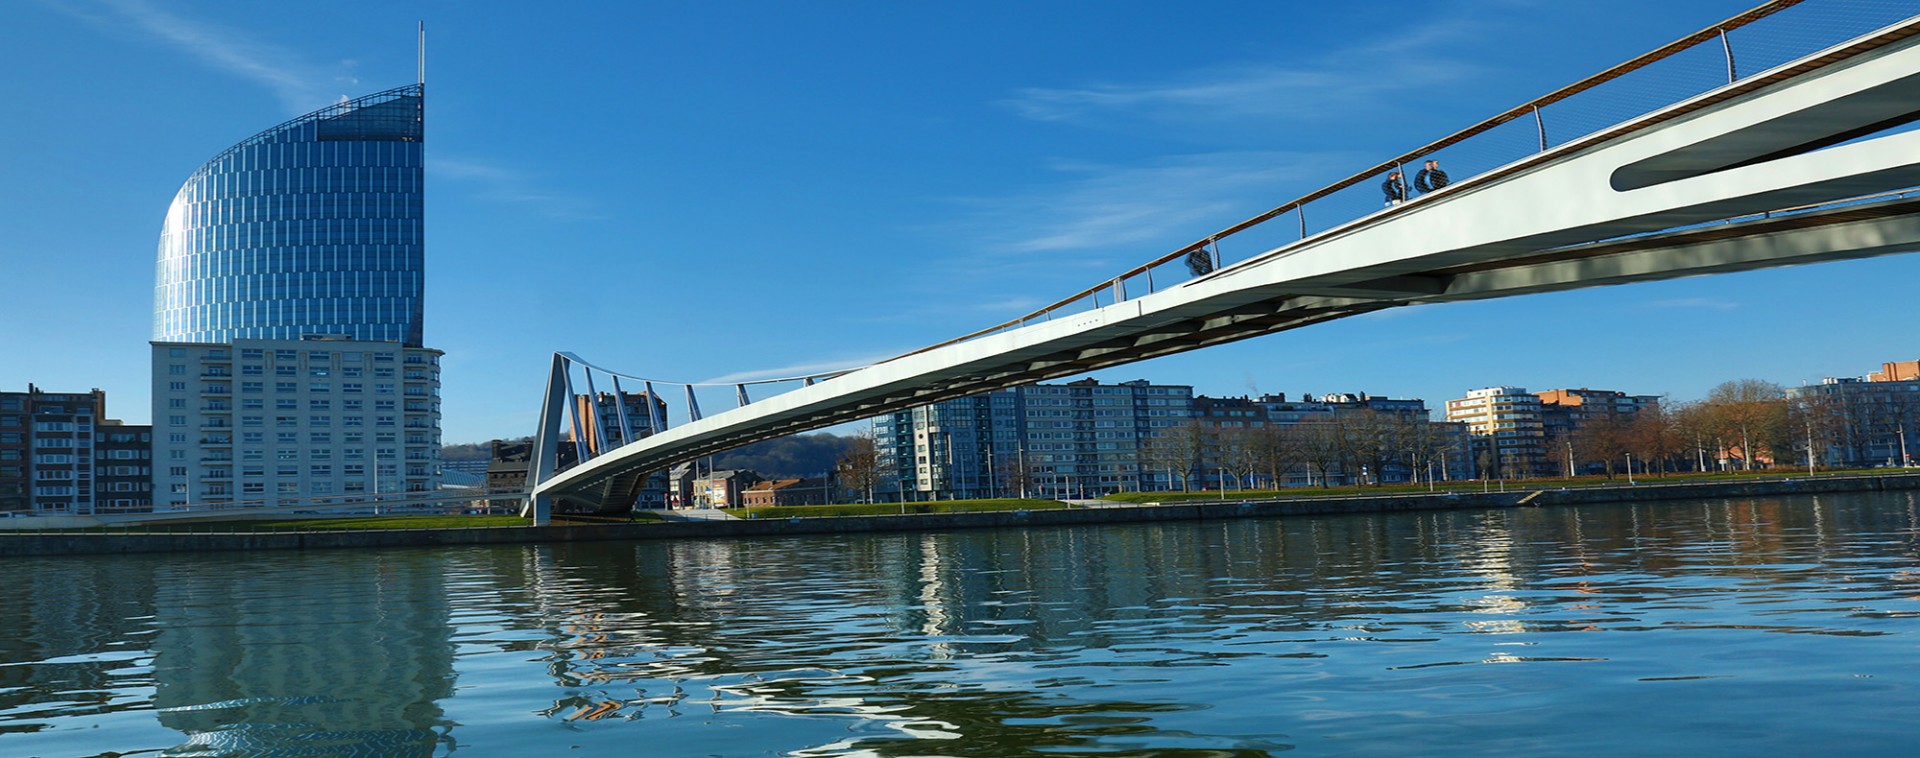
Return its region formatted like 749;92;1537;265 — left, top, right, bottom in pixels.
154;84;425;346
151;85;441;509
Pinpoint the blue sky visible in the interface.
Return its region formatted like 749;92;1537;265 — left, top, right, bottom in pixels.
3;0;1915;444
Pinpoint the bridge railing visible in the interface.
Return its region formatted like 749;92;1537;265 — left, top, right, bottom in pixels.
526;0;1920;510
892;0;1920;360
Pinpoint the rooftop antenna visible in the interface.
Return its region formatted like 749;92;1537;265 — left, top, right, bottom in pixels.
417;21;425;85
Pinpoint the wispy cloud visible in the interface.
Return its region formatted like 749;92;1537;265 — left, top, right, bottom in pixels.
1643;297;1739;311
1002;13;1492;128
50;0;353;113
944;150;1353;262
432;157;609;222
698;352;901;385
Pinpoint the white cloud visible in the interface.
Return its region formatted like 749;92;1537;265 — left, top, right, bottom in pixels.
698;353;900;385
1001;13;1493;128
56;0;349;113
947;150;1354;259
431;157;608;222
1643;297;1739;311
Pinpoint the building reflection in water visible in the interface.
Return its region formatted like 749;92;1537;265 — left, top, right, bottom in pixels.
146;551;456;755
11;492;1920;755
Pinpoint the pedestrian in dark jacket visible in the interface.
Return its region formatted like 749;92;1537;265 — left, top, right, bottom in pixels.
1382;171;1407;206
1415;159;1450;193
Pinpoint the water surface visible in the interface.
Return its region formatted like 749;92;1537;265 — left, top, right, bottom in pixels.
5;491;1920;755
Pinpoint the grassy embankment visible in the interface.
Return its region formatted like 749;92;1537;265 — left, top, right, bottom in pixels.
1098;467;1896;504
741;498;1067;519
2;512;672;533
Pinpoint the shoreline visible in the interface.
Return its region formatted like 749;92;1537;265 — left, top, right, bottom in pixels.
7;472;1920;558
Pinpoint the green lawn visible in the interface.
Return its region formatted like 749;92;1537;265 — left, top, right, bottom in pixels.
1101;467;1902;503
55;514;534;532
743;498;1067;519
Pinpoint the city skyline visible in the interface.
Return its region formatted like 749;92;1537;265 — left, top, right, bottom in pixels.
7;0;1920;445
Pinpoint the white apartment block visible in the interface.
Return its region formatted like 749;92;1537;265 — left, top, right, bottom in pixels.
150;337;442;509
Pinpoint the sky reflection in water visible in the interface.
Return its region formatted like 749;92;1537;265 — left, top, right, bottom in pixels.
5;491;1920;756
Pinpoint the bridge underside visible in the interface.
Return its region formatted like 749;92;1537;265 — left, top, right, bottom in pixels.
539;18;1920;514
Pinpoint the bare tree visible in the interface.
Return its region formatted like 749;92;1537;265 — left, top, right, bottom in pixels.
994;449;1036;498
1395;416;1454;485
835;428;884;503
1626;404;1680;476
1704;379;1788;470
1217;427;1265;491
1294;422;1345;487
1140;421;1209;492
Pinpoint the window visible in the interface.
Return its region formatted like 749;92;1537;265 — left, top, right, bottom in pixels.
169;365;186;375
275;416;297;427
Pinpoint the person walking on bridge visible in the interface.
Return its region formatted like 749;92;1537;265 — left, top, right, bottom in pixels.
1382;170;1407;206
1415;159;1450;194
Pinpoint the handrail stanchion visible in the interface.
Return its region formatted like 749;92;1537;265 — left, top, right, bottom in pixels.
1533;105;1548;152
1720;27;1737;83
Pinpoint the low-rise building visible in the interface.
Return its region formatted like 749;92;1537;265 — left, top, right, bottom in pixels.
742;476;835;508
1;385;151;514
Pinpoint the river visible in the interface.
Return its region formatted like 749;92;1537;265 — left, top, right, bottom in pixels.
5;491;1920;756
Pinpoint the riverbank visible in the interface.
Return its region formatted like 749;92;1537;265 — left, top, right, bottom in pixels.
7;471;1920;557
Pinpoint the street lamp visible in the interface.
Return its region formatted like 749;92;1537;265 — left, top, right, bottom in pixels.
1625;452;1636;485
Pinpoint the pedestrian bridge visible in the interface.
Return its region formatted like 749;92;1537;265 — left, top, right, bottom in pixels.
529;1;1920;521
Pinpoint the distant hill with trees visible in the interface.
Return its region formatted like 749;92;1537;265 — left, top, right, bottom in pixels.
442;432;854;478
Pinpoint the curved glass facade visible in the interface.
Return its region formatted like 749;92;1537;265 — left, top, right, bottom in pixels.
155;85;426;347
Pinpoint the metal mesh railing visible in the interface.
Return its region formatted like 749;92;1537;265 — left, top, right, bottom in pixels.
897;0;1920;359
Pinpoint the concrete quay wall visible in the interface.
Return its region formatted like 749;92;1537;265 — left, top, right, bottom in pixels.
7;472;1920;558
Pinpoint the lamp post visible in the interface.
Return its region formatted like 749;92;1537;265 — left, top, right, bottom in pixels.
1625;452;1636;485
